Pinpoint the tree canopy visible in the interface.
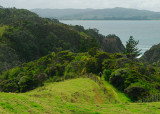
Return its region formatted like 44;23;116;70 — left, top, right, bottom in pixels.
125;36;142;59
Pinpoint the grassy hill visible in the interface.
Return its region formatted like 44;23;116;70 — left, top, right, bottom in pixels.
0;78;160;114
0;78;112;113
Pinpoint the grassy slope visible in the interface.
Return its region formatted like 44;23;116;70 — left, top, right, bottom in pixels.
102;76;131;103
0;78;160;114
0;78;110;113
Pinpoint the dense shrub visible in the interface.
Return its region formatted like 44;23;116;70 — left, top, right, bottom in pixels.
103;69;113;81
88;47;99;56
18;76;34;92
124;85;150;101
55;63;66;76
0;79;19;92
114;53;125;58
86;51;112;74
34;73;48;85
85;57;98;74
115;58;131;68
103;59;117;69
109;68;140;91
109;68;129;90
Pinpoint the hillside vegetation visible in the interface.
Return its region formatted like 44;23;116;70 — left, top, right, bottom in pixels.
141;43;160;63
0;78;160;114
0;8;124;73
1;49;160;102
0;26;7;37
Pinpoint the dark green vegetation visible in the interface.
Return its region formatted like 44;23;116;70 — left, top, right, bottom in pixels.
1;49;160;101
141;43;160;63
31;7;160;20
125;36;142;59
0;8;124;73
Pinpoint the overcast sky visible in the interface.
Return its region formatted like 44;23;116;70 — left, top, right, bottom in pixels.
1;0;160;12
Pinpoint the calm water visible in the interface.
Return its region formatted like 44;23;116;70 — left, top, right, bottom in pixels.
61;20;160;54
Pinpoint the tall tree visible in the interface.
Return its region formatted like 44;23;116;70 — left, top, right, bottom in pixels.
125;36;142;59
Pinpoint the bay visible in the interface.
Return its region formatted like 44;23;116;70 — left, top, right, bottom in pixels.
61;20;160;55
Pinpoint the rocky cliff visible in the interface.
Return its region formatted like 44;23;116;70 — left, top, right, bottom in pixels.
101;35;125;53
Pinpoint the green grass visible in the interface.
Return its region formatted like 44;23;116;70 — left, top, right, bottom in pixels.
0;78;160;114
102;76;131;103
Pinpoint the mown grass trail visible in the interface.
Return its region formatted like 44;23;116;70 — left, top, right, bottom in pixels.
102;76;131;103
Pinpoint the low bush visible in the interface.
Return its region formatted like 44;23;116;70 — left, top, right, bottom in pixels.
103;69;113;81
124;85;150;101
0;79;19;92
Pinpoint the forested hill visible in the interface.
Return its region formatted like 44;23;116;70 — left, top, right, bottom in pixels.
31;7;160;20
0;8;124;73
141;43;160;63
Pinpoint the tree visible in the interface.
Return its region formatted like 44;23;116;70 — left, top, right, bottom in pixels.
125;36;141;59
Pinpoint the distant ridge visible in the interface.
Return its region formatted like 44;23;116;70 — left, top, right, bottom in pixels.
31;7;160;20
30;8;95;18
0;5;4;9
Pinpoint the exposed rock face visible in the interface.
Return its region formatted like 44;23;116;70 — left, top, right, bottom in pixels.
141;43;160;63
101;35;125;53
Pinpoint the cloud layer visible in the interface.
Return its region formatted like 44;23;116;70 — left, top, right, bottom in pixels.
1;0;160;11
